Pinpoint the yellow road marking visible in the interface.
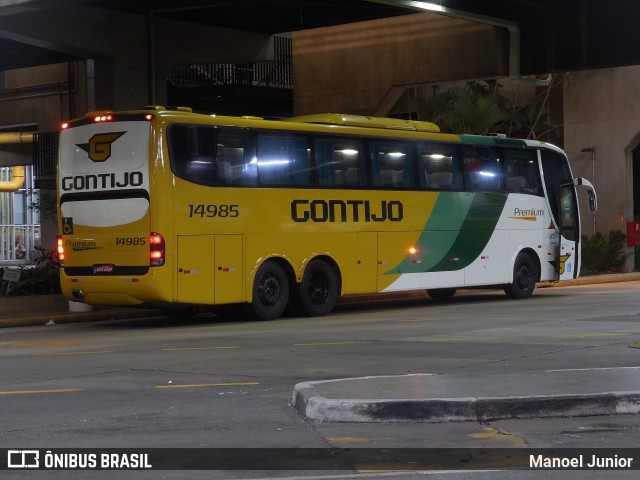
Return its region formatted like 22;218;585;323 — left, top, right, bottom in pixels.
155;382;259;389
32;350;114;356
327;437;373;443
469;427;527;447
1;340;85;347
418;337;502;342
0;388;81;395
163;346;239;351
294;341;369;346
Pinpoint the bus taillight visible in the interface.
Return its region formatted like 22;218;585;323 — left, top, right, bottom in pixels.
57;236;65;265
150;233;165;266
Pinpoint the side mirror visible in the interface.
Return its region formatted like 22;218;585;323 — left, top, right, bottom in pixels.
574;177;597;213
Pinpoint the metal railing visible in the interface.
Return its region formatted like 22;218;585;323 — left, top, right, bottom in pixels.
167;36;292;90
0;166;40;264
0;224;40;263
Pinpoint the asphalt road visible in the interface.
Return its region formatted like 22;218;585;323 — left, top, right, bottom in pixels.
1;282;640;479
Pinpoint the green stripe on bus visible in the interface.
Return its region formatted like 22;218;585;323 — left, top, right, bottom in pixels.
386;192;508;274
427;192;507;272
386;193;474;274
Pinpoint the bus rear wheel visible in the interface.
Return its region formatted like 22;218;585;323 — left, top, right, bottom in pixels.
298;260;338;317
504;252;538;299
251;261;289;320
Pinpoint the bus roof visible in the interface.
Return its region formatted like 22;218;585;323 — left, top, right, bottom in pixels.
62;106;564;153
285;113;440;133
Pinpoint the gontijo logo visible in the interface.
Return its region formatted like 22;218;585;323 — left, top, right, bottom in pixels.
76;132;126;162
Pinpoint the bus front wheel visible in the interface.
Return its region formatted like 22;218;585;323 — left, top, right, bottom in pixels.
251;261;290;320
504;253;538;299
298;260;338;317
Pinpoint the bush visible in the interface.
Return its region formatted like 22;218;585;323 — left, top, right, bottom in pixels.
0;247;61;296
580;229;627;275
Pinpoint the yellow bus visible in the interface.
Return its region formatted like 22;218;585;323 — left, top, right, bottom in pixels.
57;106;596;320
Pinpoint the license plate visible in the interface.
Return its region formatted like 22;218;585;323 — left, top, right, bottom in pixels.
93;264;115;274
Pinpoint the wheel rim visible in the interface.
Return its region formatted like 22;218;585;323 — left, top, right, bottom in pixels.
307;273;329;306
258;274;281;306
515;264;532;291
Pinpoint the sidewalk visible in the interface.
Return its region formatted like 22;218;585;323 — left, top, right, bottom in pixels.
1;273;638;328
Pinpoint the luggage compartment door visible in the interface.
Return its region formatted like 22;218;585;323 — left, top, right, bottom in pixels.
214;235;244;304
177;235;215;304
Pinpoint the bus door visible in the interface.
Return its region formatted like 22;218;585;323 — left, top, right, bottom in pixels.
540;150;597;280
558;184;579;279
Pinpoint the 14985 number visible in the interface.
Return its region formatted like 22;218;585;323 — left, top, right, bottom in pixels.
116;237;146;245
188;204;239;218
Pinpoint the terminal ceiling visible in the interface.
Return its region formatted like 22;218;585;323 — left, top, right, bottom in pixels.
0;0;638;77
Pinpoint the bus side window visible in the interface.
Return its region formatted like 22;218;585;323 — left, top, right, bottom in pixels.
370;140;415;188
315;137;364;187
256;134;312;186
505;149;542;195
418;143;461;190
168;124;217;186
463;146;503;191
217;127;254;186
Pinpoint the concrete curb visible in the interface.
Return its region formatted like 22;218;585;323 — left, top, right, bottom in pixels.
292;369;640;424
293;390;640;424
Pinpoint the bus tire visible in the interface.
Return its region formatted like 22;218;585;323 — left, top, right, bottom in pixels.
427;288;457;302
298;260;338;317
251;261;289;320
504;252;538;299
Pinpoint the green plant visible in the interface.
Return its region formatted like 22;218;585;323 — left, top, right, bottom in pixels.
400;78;563;144
404;82;512;135
580;229;627;275
0;247;61;296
